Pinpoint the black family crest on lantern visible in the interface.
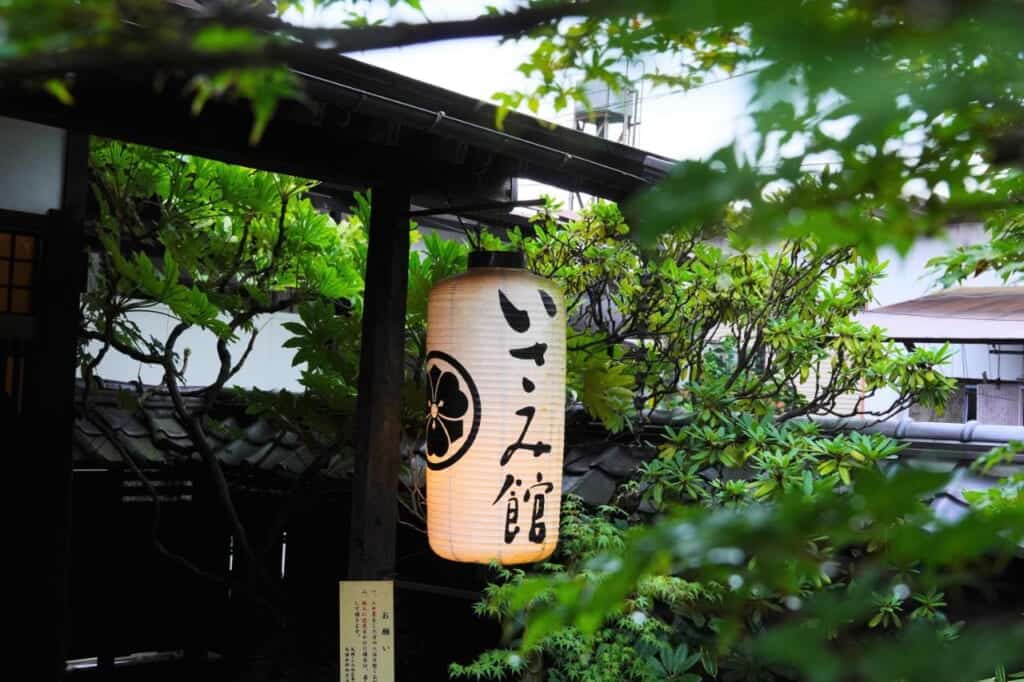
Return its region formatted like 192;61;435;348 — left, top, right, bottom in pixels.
424;350;481;470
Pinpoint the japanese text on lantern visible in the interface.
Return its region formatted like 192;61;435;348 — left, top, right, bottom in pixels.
339;580;394;682
492;289;558;546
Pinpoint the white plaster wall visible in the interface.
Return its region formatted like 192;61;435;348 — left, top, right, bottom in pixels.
88;306;305;391
0;116;66;214
91;222;479;388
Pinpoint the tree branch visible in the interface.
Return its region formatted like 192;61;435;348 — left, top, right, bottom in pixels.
81;399;226;585
214;2;609;53
82;329;163;366
257;194;290;284
163;371;277;599
160;322;277;601
0;2;618;82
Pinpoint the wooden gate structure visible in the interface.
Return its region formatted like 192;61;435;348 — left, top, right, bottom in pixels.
0;19;673;679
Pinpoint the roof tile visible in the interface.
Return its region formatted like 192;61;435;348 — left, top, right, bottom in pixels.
563;469;619;506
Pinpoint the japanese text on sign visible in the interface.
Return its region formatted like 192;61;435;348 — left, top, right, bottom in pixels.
493;288;558;546
339;580;394;682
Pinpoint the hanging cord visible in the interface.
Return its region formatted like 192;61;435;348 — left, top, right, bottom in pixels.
455;211;482;250
445;192;484;251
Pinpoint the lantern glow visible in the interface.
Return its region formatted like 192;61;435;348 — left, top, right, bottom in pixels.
425;251;566;565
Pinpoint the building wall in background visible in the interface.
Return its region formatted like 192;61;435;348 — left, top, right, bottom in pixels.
910;384;968;424
859;224;1019;420
793;355;863;416
85;222;469;390
86;225;467;390
910;380;1024;426
979;383;1024;425
87;306;305;391
0;116;66;214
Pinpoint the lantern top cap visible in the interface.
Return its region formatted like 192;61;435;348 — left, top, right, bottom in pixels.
467;250;526;270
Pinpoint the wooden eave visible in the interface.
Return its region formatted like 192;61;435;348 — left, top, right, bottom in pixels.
0;50;675;207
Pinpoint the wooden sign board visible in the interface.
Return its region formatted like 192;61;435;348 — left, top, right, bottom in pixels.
339;580;395;682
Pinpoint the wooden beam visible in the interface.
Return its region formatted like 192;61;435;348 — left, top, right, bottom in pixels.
408;198;545;217
348;186;410;579
0;83;517;202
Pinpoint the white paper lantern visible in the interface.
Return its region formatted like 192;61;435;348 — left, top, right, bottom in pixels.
425;251;566;565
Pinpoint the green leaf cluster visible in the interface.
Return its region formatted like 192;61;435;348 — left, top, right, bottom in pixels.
488;469;1024;682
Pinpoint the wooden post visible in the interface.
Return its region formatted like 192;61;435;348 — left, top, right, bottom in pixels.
54;133;89;678
348;186;410;579
12;131;89;679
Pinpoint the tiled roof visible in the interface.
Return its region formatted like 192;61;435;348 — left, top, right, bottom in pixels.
74;381;1020;513
73;380;653;505
73;380;343;480
562;443;655;506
